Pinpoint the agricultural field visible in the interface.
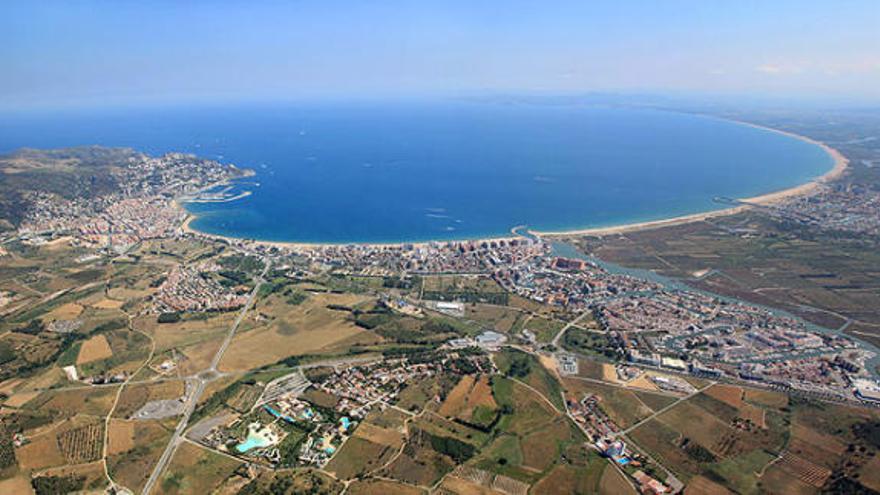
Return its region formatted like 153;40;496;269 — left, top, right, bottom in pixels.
421;275;509;305
74;327;151;378
106;418;176;493
464;303;528;334
75;333;113;364
623;383;877;494
494;348;565;411
22;386;117;419
347;478;424;495
466;376;585;488
218;292;377;371
438;375;499;430
381;431;457;486
220;468;343;494
55;417;104;464
324;436;398;480
159;441;243;494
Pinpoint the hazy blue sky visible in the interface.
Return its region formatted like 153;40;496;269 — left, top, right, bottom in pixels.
2;1;879;108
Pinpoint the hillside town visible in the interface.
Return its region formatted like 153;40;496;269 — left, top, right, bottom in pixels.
18;151;248;250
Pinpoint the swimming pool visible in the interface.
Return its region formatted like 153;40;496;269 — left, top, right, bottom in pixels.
236;431;273;453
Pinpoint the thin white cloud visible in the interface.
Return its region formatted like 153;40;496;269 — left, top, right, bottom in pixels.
755;63;808;76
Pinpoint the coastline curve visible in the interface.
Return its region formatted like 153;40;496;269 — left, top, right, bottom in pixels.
181;115;847;248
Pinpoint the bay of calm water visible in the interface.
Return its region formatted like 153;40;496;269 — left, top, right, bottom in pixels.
0;100;833;244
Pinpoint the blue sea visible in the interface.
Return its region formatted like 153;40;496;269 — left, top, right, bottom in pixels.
0;100;833;244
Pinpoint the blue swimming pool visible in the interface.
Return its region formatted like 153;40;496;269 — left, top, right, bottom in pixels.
236;431;273;453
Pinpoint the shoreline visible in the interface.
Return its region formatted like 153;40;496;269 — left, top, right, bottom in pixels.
180;118;849;248
534;120;848;237
181;213;525;250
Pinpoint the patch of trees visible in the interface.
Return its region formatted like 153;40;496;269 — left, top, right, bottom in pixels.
32;474;86;495
375;326;434;344
503;352;532;378
257;280;286;298
853;421;880;450
682;440;717;463
189;379;245;425
157;312;181;323
427;432;476;463
218;254;265;274
275;426;310;468
0;426;16;470
382;276;416;289
285;290;308;306
11;333;83;380
822;475;879;495
218;269;250;286
325;304;353;312
420;319;459;334
0;341;15;365
13;319;44;335
448;357;479;375
236;471;331;495
563;327;622;359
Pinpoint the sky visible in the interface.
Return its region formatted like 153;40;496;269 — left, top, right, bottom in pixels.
1;1;879;109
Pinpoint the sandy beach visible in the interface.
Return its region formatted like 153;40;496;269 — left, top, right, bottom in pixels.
180;118;849;247
181;213;524;251
533;120;849;238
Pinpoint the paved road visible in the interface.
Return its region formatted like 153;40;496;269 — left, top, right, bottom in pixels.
142;261;269;495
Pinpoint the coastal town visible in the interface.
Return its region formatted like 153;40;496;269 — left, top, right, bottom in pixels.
17;149;249;252
2;124;880;495
8;145;880;401
6;1;880;493
759;182;880;237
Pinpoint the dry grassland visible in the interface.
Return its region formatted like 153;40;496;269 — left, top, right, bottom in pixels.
704;384;766;428
743;388;789;409
0;475;35;495
657;401;732;455
107;419;135;455
684;475;736;495
45;302;84;320
347;478;426;495
77;334;114;364
354;422;405;449
37;461;108;492
92;298;125;309
219;294;370;371
142;314;233;351
627;373;660;391
599;464;636;494
15;433;66;470
438;475;503;495
438;375;496;422
3;390;40;408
